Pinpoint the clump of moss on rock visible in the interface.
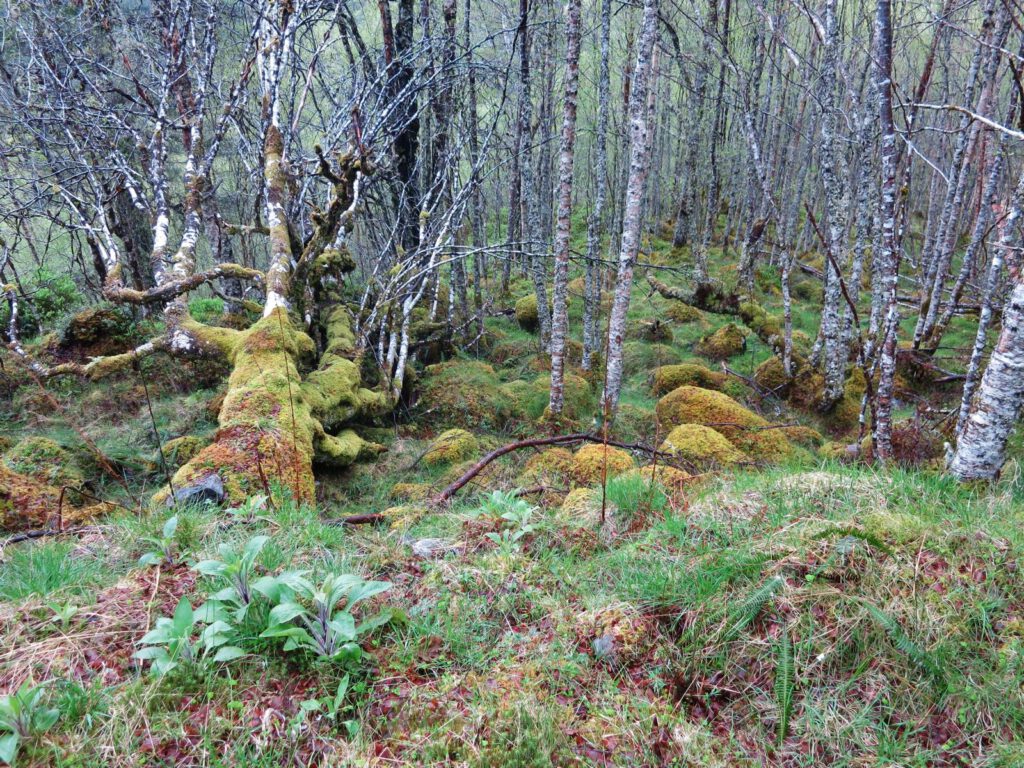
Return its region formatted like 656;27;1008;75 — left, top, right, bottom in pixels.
3;436;85;489
660;424;745;467
423;428;480;467
389;482;433;502
515;294;539;332
520;447;575;485
695;323;746;360
634;319;673;343
0;464;112;531
571;444;635;486
655;386;791;462
753;356;791;394
526;373;594;422
161;436;210;468
652;363;727;396
666;301;703;324
420;360;512;431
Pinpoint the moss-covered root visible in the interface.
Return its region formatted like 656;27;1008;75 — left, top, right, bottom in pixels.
156;308;389;507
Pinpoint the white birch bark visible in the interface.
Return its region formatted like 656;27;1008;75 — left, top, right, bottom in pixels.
547;0;582;417
600;0;660;419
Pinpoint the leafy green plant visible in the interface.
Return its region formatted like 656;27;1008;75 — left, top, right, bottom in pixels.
475;491;539;553
46;601;80;631
260;571;393;662
134;596;245;676
295;675;358;736
138;515;178;567
0;680;59;766
195;535;269;621
226;493;270;524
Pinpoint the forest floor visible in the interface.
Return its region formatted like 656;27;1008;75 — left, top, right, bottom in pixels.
1;227;1023;766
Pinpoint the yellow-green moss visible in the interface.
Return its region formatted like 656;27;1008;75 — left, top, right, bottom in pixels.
634;319;673;343
525;373;594;422
423;428;480;466
519;447;575;486
655;386;791;462
571;444;636;486
780;425;824;448
389;482;433;502
695;323;746;360
514;294;539;332
666;301;703;324
0;465;110;531
660;424;745;467
561;487;600;516
652;363;727;396
161;436;210;468
753;356;791;393
420;360;512;430
3;437;84;489
738;301;783;350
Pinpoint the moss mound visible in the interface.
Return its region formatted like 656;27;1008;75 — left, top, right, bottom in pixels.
626;464;691;491
161;436;210;468
419;360;512;431
59;306;137;358
652;363;726;396
738;302;783;351
571;444;636;486
695;323;746;360
423;429;480;467
622;342;681;377
660;424;745;467
655;386;791;461
0;464;111;531
753;356;791;393
666;301;703;324
3;436;85;489
524;373;594;422
633;319;673;343
515;294;539;332
561;487;600;517
389;482;433;502
520;447;575;485
780;425;824;448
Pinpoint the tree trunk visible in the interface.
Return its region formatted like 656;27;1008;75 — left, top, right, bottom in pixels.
547;0;582;418
600;0;660;419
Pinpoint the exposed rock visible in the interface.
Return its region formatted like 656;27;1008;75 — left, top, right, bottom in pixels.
167;474;225;508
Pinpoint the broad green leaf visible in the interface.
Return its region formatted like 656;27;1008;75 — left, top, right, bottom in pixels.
212;646;247;663
162;515;179;539
0;733;19;765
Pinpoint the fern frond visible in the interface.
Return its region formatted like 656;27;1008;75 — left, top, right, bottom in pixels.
774;626;794;746
862;601;947;692
722;575;784;643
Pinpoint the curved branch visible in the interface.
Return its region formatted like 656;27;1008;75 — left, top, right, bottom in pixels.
103;263;264;305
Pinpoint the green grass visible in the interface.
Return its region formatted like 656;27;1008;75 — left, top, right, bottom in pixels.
0;540;113;601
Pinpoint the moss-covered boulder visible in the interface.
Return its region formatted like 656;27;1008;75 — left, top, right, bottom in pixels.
3;437;85;489
525;373;594;422
561;487;600;517
59;306;136;358
0;464;111;531
520;447;575;485
695;323;746;360
622;342;681;377
738;302;783;351
753;356;791;394
625;464;691;491
666;301;703;324
161;436;210;468
515;294;539;332
660;424;745;467
652;363;726;396
419;360;512;431
571;444;636;486
780;425;825;448
655;386;791;461
423;429;480;467
634;319;673;343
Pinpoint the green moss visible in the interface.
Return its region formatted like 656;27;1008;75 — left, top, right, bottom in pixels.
753;356;791;393
695;323;746;360
390;482;433;502
3;437;85;489
524;373;594;422
161;436;209;468
652;363;727;396
666;301;703;324
519;447;575;486
515;294;539;332
571;444;635;486
633;319;673;343
421;360;512;431
660;424;745;467
655;386;791;462
423;428;480;467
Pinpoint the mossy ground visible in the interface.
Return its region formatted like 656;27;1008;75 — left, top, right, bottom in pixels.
1;226;1020;766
